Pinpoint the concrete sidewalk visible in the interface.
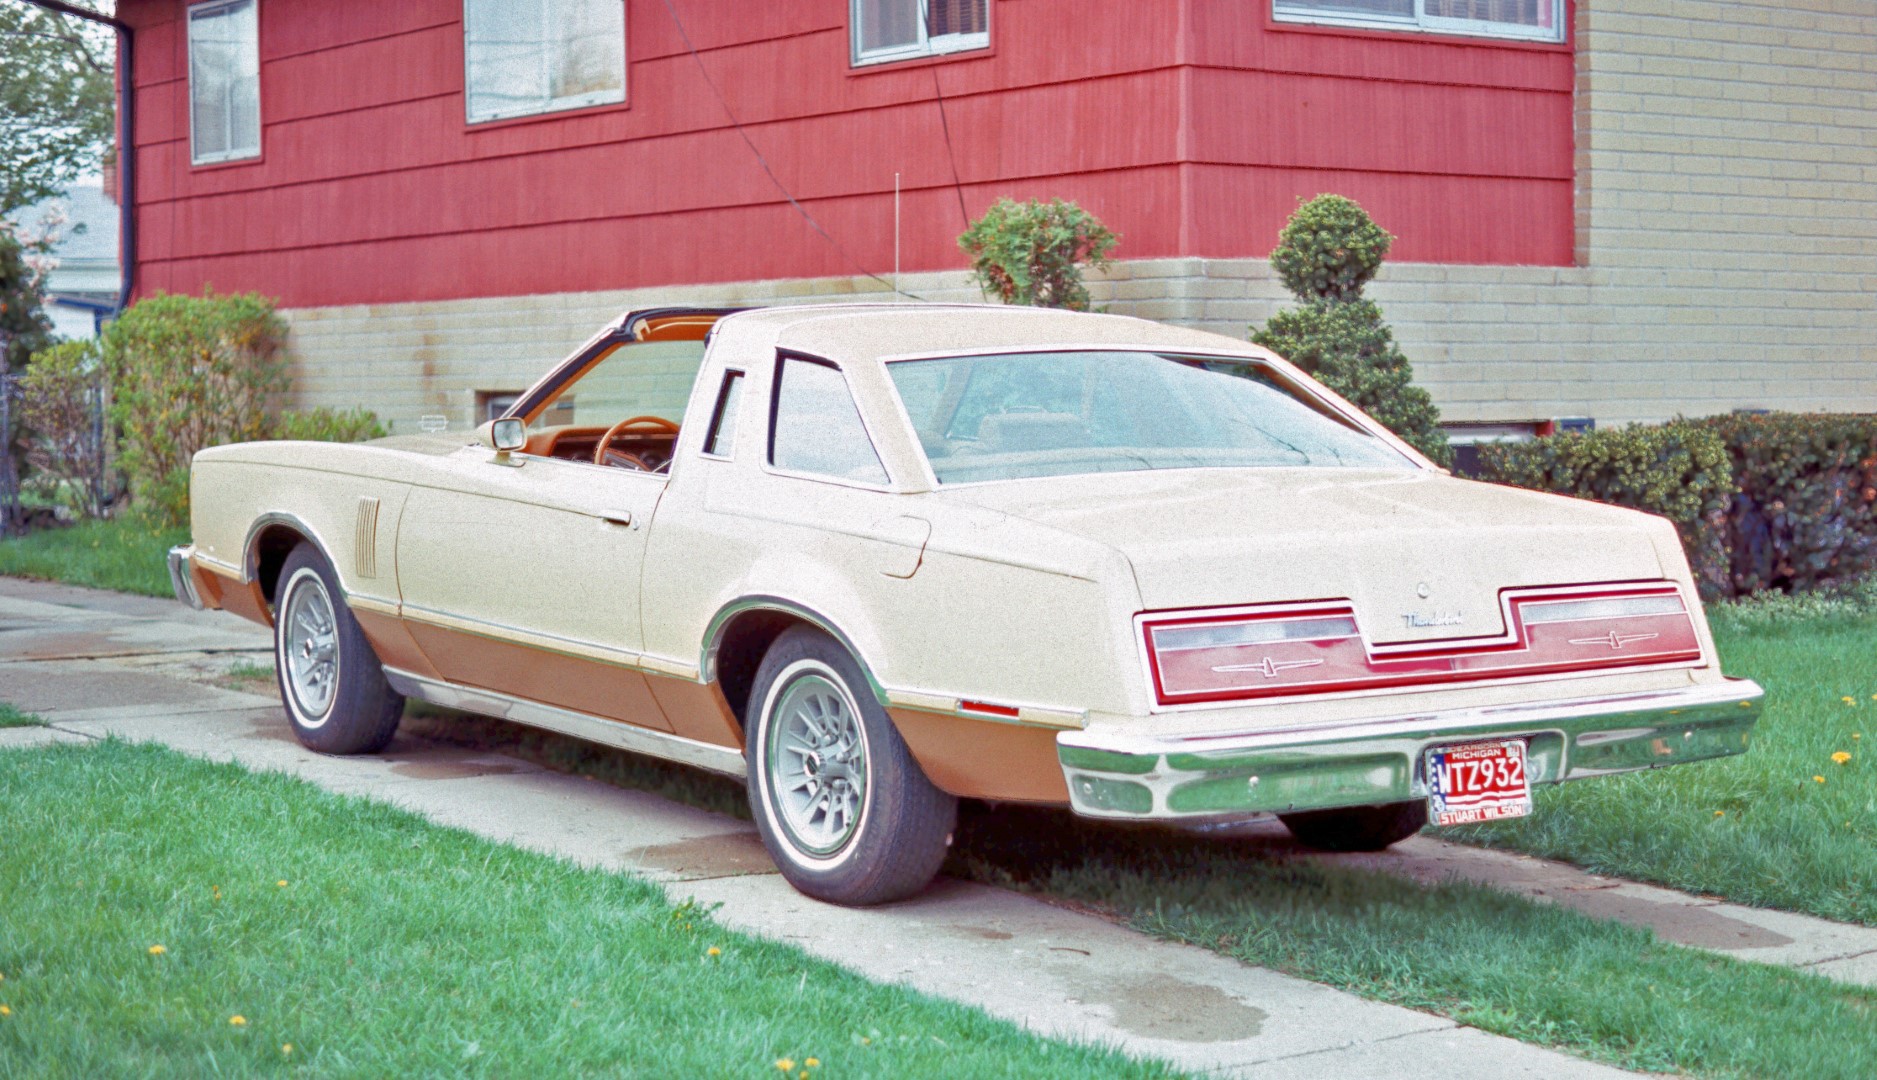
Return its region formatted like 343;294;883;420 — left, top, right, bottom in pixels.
3;575;1867;1074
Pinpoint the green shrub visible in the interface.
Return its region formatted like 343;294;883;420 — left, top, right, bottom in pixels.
1268;193;1392;303
1474;423;1734;598
17;339;110;517
1251;195;1453;467
100;290;289;525
959;198;1118;311
271;406;388;444
1693;413;1877;596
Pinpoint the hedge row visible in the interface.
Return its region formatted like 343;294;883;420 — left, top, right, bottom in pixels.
1475;413;1877;599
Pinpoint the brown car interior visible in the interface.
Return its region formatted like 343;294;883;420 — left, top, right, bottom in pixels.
514;314;724;474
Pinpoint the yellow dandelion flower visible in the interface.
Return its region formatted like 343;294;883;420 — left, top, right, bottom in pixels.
1846;697;1858;704
800;1072;809;1080
277;880;288;888
282;1044;293;1055
707;946;721;957
1834;751;1853;764
776;1059;795;1072
230;1015;247;1027
1713;810;1725;817
1814;775;1827;784
1855;733;1863;740
806;1059;820;1068
0;1005;11;1017
148;945;167;955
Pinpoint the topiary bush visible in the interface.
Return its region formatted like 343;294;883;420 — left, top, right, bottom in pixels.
1693;413;1877;596
1474;423;1734;599
958;197;1118;311
1252;195;1453;467
100;290;290;525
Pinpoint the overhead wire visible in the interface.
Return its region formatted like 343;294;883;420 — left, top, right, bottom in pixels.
655;0;926;301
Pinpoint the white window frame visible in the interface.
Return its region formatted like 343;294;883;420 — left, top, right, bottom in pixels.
1272;0;1565;44
463;0;628;125
186;0;262;166
851;0;991;67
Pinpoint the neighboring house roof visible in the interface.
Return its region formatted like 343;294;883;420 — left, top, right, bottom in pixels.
8;183;120;299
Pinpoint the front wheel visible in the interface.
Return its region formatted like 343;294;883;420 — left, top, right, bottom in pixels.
274;542;403;754
746;627;956;906
1279;799;1428;852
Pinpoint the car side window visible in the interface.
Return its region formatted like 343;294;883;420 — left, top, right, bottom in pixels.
769;356;890;485
701;370;744;458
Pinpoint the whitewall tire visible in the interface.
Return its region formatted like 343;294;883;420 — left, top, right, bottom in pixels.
746;627;956;906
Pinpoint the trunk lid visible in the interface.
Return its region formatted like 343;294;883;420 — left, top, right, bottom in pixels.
938;468;1669;645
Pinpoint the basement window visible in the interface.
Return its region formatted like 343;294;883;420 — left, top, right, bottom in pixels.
852;0;989;66
187;0;261;164
464;0;627;124
1273;0;1564;43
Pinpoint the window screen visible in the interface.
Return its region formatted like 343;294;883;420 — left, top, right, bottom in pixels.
770;358;889;485
188;0;261;164
465;0;626;123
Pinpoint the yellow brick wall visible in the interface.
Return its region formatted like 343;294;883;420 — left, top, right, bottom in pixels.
283;0;1876;431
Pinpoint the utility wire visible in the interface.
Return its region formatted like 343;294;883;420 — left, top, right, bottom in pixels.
656;0;924;301
929;67;970;230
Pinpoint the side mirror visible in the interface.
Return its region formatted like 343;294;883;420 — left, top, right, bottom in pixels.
489;417;527;452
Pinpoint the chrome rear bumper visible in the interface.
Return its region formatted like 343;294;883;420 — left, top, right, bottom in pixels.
166;545;205;610
1057;679;1764;820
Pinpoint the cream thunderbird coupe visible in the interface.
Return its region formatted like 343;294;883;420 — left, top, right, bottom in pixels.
169;304;1763;905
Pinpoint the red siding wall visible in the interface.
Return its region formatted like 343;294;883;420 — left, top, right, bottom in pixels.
121;0;1572;309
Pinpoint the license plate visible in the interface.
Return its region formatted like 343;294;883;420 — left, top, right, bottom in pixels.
1425;739;1533;827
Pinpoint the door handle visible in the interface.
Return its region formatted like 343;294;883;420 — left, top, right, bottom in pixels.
601;510;634;528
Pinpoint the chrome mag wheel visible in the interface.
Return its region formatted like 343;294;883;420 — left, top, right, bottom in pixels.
766;668;870;857
281;569;339;723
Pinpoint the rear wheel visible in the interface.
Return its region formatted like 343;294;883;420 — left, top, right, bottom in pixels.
274;542;403;754
746;627;956;906
1279;799;1428;852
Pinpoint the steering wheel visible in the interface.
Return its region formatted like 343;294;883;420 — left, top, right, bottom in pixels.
595;415;681;469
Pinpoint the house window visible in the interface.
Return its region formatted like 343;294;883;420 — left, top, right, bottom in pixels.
852;0;989;66
1273;0;1563;43
187;0;261;164
464;0;626;124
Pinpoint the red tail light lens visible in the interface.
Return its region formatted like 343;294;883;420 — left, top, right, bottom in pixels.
1140;585;1702;707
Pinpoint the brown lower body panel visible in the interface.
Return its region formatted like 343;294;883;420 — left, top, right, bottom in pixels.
889;708;1070;805
404;621;676;732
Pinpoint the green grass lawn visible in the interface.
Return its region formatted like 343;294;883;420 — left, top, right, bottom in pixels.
0;738;1177;1079
0;704;42;728
1450;607;1877;926
0;517;185;598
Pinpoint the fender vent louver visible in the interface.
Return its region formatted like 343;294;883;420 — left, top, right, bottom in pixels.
356;497;380;579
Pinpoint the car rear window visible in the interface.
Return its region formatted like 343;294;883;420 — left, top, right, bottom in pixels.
886;350;1411;485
